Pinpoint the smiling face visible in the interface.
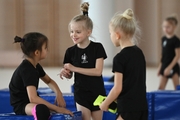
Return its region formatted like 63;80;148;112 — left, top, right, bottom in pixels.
69;21;91;44
162;21;176;36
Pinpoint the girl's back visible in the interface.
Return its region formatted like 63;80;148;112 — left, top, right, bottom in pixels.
113;45;147;112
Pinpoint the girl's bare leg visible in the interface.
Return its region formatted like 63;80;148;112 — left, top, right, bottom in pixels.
172;73;179;90
158;75;168;90
76;103;91;120
91;110;103;120
117;115;124;120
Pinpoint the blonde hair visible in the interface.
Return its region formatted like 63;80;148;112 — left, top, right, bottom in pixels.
69;2;93;30
110;9;141;45
165;14;178;26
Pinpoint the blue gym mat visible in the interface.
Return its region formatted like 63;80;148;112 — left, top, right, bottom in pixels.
0;111;82;120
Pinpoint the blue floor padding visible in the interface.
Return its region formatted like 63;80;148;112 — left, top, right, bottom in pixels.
103;76;111;82
71;82;114;95
152;90;180;120
0;88;13;113
40;93;77;111
0;111;82;120
146;92;154;120
176;85;180;90
103;111;116;120
37;87;54;95
104;82;114;95
2;88;180;120
0;89;76;113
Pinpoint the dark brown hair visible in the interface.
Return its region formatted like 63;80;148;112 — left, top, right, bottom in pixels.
14;32;48;58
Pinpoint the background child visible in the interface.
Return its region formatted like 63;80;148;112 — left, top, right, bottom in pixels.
59;2;107;120
157;15;180;90
99;9;148;120
9;32;73;120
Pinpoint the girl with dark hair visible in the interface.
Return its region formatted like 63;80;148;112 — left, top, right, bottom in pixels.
9;32;73;120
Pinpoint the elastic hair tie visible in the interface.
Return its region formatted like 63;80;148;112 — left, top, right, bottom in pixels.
83;11;88;16
21;38;25;42
122;13;132;20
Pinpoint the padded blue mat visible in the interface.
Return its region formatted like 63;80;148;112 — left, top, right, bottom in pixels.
40;93;77;111
0;89;76;113
176;85;180;90
152;90;180;120
0;111;82;120
71;82;114;95
0;88;13;113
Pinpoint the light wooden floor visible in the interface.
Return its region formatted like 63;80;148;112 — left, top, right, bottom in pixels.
0;67;175;92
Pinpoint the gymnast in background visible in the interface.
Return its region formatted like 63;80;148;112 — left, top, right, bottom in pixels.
157;15;180;90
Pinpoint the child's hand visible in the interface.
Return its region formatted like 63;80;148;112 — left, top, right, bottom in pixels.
59;68;72;79
164;68;171;76
55;93;66;108
64;63;75;72
99;101;109;111
56;107;74;116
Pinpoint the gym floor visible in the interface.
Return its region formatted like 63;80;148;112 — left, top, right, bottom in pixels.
0;67;175;92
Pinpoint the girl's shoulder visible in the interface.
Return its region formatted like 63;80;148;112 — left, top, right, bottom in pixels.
15;59;34;73
66;44;77;51
90;41;104;48
173;35;180;41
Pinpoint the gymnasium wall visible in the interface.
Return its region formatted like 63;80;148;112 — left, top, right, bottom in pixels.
0;0;179;67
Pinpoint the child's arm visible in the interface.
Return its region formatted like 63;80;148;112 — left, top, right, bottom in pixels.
26;86;73;116
41;74;66;107
64;58;104;76
164;48;180;76
100;72;122;111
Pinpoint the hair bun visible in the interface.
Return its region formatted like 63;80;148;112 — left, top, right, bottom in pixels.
122;9;133;19
14;36;23;43
81;2;89;16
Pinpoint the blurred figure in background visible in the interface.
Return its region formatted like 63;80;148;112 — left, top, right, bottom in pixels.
157;15;180;90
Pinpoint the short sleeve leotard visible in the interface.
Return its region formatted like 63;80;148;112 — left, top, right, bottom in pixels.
112;46;148;114
160;35;180;78
9;60;46;114
63;41;107;111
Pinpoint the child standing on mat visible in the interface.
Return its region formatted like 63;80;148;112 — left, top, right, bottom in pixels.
99;9;148;120
59;2;107;120
9;32;73;120
157;15;180;90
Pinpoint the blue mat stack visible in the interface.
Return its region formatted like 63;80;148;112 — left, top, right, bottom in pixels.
146;92;154;120
40;93;76;111
0;111;82;120
0;88;13;113
176;85;180;90
1;76;180;120
152;90;180;120
0;88;81;120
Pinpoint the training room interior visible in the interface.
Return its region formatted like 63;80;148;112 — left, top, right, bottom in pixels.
0;0;180;93
0;0;180;119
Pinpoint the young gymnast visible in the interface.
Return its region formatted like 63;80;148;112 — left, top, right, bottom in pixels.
59;2;107;120
99;9;148;120
157;15;180;90
9;32;73;120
